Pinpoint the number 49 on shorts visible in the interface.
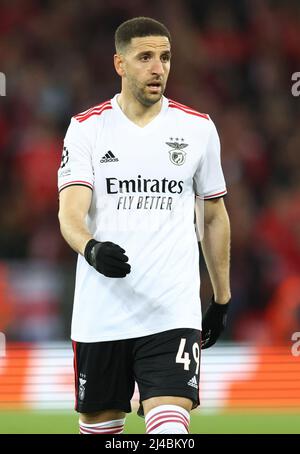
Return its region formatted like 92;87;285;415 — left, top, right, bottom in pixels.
176;338;200;374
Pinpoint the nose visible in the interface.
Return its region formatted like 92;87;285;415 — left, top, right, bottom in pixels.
151;58;164;76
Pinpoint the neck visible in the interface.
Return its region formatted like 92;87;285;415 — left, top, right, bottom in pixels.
117;89;163;127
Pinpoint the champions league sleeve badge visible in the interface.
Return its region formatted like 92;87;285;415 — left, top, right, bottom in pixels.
60;146;69;169
166;138;188;165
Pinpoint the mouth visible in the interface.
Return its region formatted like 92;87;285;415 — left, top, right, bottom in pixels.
146;82;162;93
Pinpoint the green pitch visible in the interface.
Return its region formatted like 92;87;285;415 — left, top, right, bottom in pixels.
0;411;299;434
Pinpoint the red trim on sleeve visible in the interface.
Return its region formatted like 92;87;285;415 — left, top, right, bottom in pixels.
204;190;227;199
196;189;227;200
59;180;93;192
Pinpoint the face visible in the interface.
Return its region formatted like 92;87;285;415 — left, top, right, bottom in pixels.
115;35;171;107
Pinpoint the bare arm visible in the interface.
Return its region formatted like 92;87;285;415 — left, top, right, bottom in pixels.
196;197;231;304
58;186;93;256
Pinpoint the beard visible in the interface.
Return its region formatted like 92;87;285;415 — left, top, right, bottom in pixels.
127;74;166;107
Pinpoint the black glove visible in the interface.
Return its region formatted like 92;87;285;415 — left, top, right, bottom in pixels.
201;297;230;349
84;239;131;278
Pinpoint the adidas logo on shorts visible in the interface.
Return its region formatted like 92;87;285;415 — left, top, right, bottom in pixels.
100;151;119;163
187;375;198;389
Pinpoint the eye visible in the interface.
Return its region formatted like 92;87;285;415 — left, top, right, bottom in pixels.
161;54;170;63
140;55;151;62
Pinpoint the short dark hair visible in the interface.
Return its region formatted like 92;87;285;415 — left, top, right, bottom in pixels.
115;17;171;53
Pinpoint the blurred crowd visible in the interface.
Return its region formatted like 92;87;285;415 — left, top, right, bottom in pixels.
0;0;299;343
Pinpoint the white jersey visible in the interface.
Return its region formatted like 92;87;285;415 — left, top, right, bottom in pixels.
58;94;227;342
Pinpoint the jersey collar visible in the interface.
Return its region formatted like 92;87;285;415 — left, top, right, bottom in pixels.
111;93;168;133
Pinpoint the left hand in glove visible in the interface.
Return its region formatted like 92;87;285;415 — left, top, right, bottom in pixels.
201;297;230;349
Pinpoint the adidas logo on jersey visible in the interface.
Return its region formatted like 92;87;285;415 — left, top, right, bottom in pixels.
187;376;198;389
100;151;119;163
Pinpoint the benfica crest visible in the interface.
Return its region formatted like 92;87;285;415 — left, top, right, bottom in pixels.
166;138;188;165
79;376;87;401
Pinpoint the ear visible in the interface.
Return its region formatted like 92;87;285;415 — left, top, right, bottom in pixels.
114;54;125;77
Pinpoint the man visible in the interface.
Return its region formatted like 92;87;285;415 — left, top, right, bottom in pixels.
58;17;231;435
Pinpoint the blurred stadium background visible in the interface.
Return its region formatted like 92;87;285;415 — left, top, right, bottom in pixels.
0;0;300;434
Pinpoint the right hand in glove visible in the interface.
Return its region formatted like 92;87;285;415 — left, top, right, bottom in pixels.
84;239;131;278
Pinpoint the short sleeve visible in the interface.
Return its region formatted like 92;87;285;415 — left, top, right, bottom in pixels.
193;121;227;200
57;118;94;193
